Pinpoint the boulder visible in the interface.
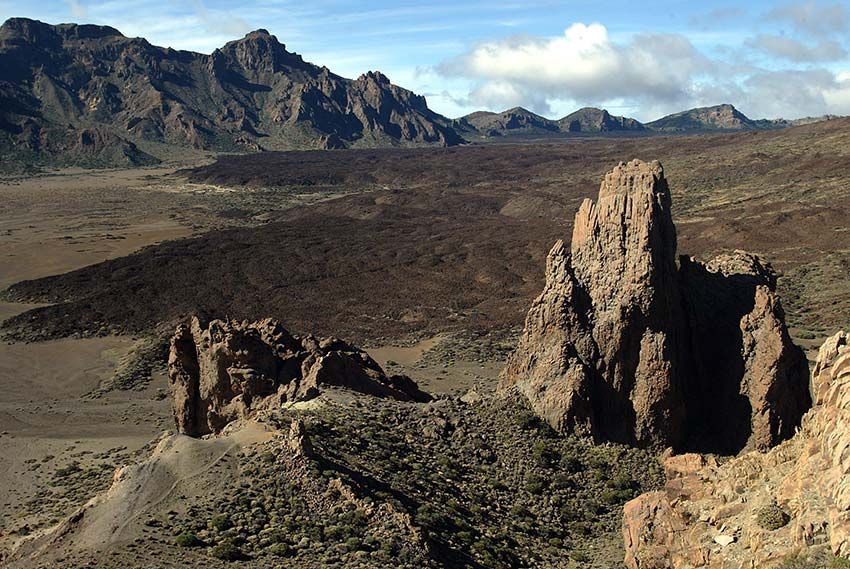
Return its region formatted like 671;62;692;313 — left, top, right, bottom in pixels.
168;316;429;436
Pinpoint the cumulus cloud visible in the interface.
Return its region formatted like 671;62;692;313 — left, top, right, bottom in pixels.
767;1;849;36
436;21;850;120
438;23;711;114
739;68;850;117
749;34;848;62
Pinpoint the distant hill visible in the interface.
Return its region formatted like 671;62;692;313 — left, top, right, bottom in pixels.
645;104;843;132
645;104;758;131
557;107;645;133
454;107;559;137
457;103;843;140
0;18;462;170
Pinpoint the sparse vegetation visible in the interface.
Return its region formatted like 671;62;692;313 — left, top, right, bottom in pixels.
757;502;791;531
175;532;204;547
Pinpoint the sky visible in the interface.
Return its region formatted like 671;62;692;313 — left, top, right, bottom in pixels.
2;0;850;121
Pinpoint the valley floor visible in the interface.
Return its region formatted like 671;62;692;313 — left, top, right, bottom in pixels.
1;121;849;566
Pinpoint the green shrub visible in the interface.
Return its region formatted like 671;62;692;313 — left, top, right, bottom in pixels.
210;514;232;531
210;539;244;561
344;537;363;551
531;440;559;468
268;542;291;557
559;454;583;473
175;532;204;547
525;473;548;494
755;502;790;531
516;411;541;430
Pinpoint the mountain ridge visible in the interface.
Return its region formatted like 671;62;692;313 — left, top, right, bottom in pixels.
0;17;843;170
0;17;463;170
456;103;841;138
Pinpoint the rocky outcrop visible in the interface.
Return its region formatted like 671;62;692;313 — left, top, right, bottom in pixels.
680;253;811;452
168;317;429;436
499;159;809;452
623;330;850;568
0;18;462;169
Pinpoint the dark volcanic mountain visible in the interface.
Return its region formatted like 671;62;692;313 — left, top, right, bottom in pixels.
0;18;462;169
646;104;762;132
455;106;559;137
557;107;644;133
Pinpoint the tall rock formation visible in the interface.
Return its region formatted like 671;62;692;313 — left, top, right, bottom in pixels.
168;317;429;436
500;160;686;448
680;253;811;452
499;159;810;452
623;331;850;568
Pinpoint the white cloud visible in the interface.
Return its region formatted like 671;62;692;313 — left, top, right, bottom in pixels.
767;1;849;36
436;21;850;120
438;23;712;116
748;34;847;62
724;69;850;118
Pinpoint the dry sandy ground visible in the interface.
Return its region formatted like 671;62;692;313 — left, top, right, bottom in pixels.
0;166;203;553
0;166;490;559
0;166;194;289
368;335;502;395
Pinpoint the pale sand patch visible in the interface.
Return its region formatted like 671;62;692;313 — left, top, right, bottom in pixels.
0;165;199;289
0;336;135;402
367;335;444;367
0;335;172;539
368;335;502;395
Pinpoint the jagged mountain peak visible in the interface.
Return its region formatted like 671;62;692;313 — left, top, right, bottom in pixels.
0;17;462;166
1;17;124;42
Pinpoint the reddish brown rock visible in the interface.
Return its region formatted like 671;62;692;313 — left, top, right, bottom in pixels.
500;159;685;447
168;316;429;436
500;159;809;452
681;252;810;452
623;331;850;568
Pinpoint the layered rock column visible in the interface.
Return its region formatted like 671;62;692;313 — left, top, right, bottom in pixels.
500;160;686;448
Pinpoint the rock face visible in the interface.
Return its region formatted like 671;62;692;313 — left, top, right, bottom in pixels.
168;317;429;436
680;253;811;452
499;159;809;452
623;331;850;568
0;18;461;169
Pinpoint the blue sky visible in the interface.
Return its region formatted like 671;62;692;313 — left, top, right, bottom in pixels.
2;0;850;120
